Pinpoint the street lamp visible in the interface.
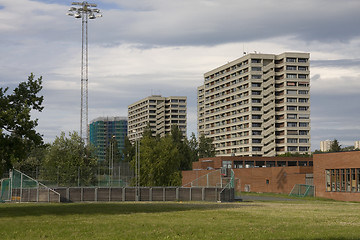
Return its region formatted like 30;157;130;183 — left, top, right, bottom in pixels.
132;130;140;201
67;2;102;144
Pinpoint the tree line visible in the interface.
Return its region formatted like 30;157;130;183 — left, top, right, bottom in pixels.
0;74;215;187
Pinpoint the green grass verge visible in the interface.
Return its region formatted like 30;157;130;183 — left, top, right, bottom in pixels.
1;201;360;239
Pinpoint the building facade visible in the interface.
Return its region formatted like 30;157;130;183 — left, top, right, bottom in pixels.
320;140;333;152
128;95;187;142
182;156;313;194
197;52;311;157
89;116;128;162
313;151;360;202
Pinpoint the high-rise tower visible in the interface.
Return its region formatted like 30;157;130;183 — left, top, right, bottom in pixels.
197;52;311;156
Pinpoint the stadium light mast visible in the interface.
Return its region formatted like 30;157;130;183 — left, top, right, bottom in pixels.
67;2;102;144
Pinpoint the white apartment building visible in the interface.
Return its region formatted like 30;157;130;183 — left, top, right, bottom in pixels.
355;141;360;150
197;52;311;157
320;140;333;152
128;95;187;142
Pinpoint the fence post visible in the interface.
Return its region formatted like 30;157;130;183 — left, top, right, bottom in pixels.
95;187;98;202
202;187;205;201
66;188;70;202
189;188;192;201
150;188;153;201
122;187;125;201
176;188;179;201
36;182;39;202
163;187;166;201
20;172;23;202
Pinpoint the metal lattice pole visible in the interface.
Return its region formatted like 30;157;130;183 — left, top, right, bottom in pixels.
67;2;102;143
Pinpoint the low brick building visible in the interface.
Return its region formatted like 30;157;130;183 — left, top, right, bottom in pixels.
182;156;313;194
313;151;360;202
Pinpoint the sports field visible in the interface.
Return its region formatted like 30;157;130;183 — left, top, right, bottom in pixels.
0;199;359;239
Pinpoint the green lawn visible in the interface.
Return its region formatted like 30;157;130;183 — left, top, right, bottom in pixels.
0;200;360;239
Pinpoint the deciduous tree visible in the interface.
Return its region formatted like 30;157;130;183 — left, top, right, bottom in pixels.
41;132;97;186
0;73;44;175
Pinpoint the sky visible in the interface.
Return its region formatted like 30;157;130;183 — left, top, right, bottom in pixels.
1;0;360;150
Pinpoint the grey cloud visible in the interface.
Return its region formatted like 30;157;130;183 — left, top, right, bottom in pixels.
88;0;360;47
312;59;360;68
311;93;360;149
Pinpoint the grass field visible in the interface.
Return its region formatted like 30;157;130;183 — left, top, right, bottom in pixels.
1;198;360;239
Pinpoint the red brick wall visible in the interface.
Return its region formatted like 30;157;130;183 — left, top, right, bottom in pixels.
313;151;360;202
233;166;312;194
182;166;312;194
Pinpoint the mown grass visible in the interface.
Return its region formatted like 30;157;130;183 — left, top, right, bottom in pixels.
1;200;360;240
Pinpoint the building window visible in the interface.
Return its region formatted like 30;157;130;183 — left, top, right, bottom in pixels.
288;138;298;143
287;74;297;79
287;90;297;95
287;98;297;103
286;58;296;62
222;160;232;168
287;122;297;127
298;90;308;94
286;66;297;70
288;146;298;151
299;122;308;127
299;147;309;152
287;114;297;119
326;168;360;193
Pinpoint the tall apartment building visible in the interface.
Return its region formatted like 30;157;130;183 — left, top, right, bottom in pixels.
128;95;187;142
320;140;333;152
89;116;128;161
197;52;311;157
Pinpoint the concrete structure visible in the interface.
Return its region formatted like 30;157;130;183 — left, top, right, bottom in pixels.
355;141;360;150
320;140;333;152
89;116;128;161
313;151;360;202
128;95;187;142
197;52;311;157
182;156;313;194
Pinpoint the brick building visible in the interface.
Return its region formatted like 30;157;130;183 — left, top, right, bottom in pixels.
182;156;313;194
313;151;360;202
183;152;360;202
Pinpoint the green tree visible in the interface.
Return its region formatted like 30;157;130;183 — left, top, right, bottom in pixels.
0;73;44;175
131;125;182;186
123;136;134;162
187;132;199;163
104;137;122;165
170;125;192;170
198;134;216;158
12;145;48;177
329;139;342;152
41;132;97;186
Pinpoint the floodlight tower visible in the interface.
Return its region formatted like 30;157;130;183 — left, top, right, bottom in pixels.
67;2;102;144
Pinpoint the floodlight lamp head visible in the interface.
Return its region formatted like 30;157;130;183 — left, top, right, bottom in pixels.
74;13;81;18
67;12;74;16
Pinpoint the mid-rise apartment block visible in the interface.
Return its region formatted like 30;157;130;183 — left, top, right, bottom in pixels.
89;116;128;161
320;140;333;152
197;52;311;157
128;95;187;142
